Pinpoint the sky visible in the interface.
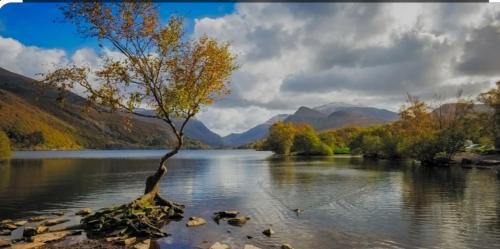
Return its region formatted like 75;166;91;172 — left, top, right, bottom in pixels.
1;3;500;136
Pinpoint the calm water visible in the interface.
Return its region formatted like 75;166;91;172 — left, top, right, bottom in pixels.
1;150;500;249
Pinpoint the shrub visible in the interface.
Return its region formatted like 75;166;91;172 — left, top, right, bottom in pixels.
0;130;12;160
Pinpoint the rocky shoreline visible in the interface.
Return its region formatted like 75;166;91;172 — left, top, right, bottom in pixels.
0;206;295;249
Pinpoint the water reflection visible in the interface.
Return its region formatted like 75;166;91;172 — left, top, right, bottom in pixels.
0;151;499;248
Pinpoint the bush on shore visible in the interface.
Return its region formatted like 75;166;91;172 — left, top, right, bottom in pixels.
0;130;12;160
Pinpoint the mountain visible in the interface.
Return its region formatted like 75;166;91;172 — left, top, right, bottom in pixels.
222;114;289;147
313;103;398;122
0;67;218;149
135;108;224;147
313;102;356;114
284;104;397;131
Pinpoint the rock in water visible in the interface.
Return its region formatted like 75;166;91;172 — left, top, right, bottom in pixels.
0;239;11;248
117;237;136;246
0;220;12;224
186;217;207;227
35;225;49;234
14;220;28;226
31;231;72;243
51;211;64;216
0;223;16;230
281;244;294;249
133;239;151;249
244;245;262;249
28;216;49;222
262;228;274;237
75;208;92;216
43;218;69;227
10;242;46;249
227;216;250;226
209;242;230;249
215;210;239;218
0;230;11;236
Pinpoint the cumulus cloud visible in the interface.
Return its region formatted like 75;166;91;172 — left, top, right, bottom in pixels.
193;3;500;135
0;36;68;78
2;3;500;136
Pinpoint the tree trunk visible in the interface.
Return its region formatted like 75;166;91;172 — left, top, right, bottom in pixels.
138;146;180;204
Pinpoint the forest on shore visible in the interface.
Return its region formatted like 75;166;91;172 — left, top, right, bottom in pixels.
259;82;500;165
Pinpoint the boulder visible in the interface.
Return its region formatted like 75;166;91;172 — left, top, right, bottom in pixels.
75;208;92;216
186;217;207;227
281;244;294;249
227;216;250;226
262;228;274;237
0;220;12;224
42;218;69;227
209;242;230;249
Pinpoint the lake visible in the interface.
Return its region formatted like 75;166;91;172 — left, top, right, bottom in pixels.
1;150;500;248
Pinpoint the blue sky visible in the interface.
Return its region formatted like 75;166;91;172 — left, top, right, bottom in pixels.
0;2;235;53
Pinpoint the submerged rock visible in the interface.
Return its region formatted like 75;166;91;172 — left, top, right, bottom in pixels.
10;242;45;249
28;216;49;222
35;225;49;234
133;239;151;249
186;217;207;227
51;211;64;216
262;228;274;237
209;242;230;249
31;231;72;243
0;239;11;248
227;216;250;227
116;237;136;246
43;218;69;227
14;220;28;226
213;210;240;224
76;208;92;216
0;223;16;230
243;245;261;249
281;244;294;249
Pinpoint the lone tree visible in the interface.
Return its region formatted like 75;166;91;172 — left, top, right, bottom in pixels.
40;1;237;204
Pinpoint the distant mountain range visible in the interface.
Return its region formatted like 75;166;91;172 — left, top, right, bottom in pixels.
222;114;289;147
222;104;399;147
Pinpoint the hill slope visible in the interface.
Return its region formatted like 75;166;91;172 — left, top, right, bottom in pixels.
0;68;216;149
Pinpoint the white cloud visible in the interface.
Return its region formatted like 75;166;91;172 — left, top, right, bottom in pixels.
2;3;500;136
0;36;68;78
192;3;500;135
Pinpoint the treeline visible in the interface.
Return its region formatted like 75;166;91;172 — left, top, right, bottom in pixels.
260;82;499;165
